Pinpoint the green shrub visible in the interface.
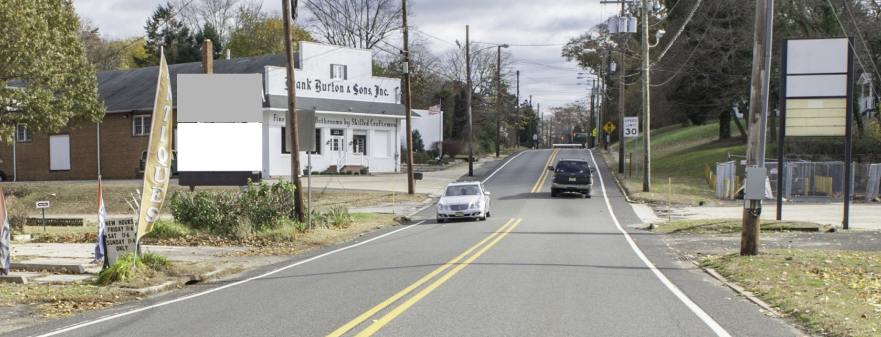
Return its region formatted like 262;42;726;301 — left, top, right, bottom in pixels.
139;252;171;270
169;179;297;236
95;253;143;285
326;205;353;227
147;220;192;239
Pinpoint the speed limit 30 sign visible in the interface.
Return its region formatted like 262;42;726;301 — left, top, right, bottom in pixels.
623;117;639;138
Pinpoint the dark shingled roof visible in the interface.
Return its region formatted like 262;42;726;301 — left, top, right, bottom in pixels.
98;54;292;112
264;95;417;117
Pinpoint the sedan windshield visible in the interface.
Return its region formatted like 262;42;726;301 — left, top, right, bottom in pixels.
445;185;481;196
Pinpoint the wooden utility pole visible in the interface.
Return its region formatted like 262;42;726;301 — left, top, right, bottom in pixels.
496;46;502;157
282;0;305;222
742;0;775;256
402;0;415;194
618;2;627;174
466;26;474;177
641;0;652;192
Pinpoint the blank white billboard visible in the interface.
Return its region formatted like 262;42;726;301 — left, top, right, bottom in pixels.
786;74;847;98
786;38;849;74
178;123;262;171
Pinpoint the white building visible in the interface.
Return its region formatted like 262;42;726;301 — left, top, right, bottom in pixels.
261;42;417;177
399;108;443;152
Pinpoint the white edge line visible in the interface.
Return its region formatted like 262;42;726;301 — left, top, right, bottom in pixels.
482;151;526;183
587;150;732;337
37;221;424;337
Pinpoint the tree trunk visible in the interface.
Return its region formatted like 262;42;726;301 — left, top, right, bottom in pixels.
719;110;731;140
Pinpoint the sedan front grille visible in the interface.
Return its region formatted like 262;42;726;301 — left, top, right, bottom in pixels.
450;204;468;211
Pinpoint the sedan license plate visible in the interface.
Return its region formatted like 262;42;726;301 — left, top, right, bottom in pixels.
569;177;577;182
455;212;464;216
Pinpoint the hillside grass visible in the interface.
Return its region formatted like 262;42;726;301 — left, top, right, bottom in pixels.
609;121;750;205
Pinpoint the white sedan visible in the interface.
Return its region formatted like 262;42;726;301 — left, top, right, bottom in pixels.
436;181;491;223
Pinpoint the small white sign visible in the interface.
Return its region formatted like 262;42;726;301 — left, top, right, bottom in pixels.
623;117;639;138
35;201;50;209
105;217;138;265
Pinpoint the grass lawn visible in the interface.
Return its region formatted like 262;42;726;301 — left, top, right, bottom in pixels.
605;121;757;205
707;250;881;336
4;182;425;218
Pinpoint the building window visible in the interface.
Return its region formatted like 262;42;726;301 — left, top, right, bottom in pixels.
16;123;32;142
353;134;367;155
331;64;347;80
282;128;322;155
49;134;71;171
133;115;151;136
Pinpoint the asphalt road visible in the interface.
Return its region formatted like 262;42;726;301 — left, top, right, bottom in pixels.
14;149;804;337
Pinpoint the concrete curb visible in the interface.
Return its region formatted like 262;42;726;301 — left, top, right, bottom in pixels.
695;262;781;317
0;275;28;284
10;262;86;274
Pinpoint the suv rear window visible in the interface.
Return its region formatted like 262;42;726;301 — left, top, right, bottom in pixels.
556;161;590;174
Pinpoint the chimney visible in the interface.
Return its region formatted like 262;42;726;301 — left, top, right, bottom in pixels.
201;39;213;74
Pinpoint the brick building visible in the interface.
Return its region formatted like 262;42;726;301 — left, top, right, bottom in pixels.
0;54;289;181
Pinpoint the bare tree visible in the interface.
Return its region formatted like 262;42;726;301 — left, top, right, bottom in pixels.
304;0;403;49
171;0;241;46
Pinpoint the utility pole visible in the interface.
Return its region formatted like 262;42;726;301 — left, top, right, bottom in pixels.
496;46;502;157
641;0;652;192
466;25;474;176
516;70;520;150
618;1;627;174
742;0;774;256
590;82;596;148
402;0;415;194
282;0;305;222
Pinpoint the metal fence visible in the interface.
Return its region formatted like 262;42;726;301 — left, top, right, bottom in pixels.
714;161;737;199
757;161;881;201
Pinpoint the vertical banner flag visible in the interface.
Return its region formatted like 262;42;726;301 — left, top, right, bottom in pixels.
137;50;173;240
93;177;107;263
0;185;10;275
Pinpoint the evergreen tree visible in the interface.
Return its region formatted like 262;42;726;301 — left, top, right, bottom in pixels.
412;130;425;152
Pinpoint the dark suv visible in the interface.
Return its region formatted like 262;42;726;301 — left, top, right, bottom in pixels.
547;158;592;198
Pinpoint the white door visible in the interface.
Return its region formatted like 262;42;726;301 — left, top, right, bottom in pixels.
330;136;345;168
49;134;71;171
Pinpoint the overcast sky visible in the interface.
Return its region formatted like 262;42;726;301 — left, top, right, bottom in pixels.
73;0;626;112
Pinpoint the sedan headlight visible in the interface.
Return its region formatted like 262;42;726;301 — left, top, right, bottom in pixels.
469;200;483;209
438;203;449;211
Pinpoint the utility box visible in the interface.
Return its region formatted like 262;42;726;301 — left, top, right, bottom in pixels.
745;167;767;200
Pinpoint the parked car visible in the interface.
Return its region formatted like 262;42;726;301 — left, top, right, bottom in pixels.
436;181;491;223
548;158;592;198
139;150;178;175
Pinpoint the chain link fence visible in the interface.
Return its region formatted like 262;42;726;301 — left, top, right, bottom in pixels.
755;161;881;202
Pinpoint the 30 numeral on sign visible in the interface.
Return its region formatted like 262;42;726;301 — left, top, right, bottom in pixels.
623;117;638;138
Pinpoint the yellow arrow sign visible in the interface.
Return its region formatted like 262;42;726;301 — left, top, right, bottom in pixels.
603;122;616;134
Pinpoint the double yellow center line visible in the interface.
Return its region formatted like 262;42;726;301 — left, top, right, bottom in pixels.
531;149;559;193
327;218;523;337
